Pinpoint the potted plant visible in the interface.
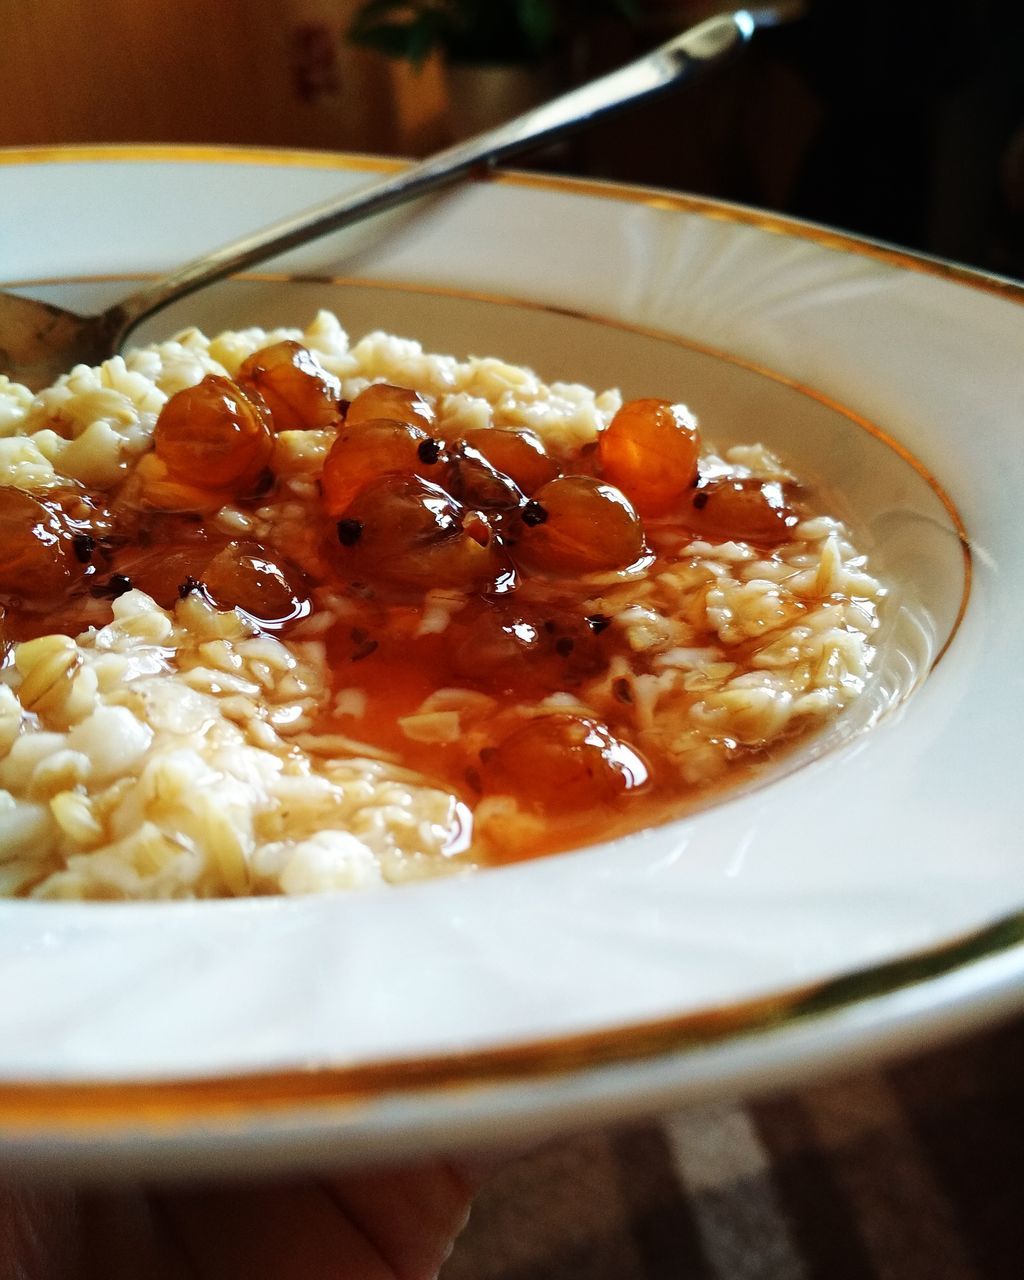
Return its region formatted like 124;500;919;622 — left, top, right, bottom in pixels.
348;0;639;137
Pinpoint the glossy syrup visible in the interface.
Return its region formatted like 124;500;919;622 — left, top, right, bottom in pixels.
0;346;809;867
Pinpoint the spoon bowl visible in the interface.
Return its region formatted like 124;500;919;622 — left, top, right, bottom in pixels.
0;292;129;390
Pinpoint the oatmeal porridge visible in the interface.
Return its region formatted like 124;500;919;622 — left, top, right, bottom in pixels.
0;312;883;899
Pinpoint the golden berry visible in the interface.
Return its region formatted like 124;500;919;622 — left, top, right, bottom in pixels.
202;540;309;625
686;477;797;544
330;473;510;592
464;427;558;495
347;383;436;433
513;475;645;574
237;340;343;431
321;419;433;517
0;488;79;599
484;713;648;809
599;398;700;515
154;375;273;492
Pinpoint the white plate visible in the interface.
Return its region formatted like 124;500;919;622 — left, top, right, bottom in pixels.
1;146;1023;1181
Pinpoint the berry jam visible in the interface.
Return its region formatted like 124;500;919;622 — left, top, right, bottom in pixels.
1;348;807;866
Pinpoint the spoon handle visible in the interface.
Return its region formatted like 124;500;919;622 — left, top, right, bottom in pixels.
109;8;790;343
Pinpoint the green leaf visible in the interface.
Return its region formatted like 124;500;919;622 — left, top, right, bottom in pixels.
348;19;424;60
347;0;638;64
405;11;447;66
600;0;641;19
349;0;413;24
517;0;556;55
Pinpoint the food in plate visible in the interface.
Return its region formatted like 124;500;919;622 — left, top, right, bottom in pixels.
0;312;883;900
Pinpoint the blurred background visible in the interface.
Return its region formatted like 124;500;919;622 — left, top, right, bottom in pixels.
3;0;1022;279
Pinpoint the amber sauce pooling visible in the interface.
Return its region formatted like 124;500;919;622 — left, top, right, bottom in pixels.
0;347;804;866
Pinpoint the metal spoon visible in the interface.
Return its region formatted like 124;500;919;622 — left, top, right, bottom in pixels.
0;6;798;391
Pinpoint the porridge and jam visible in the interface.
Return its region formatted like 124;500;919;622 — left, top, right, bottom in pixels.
0;314;882;899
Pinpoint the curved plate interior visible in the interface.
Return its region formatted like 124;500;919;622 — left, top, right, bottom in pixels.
0;151;1021;1177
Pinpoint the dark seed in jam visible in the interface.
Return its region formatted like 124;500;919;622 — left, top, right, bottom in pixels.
416;438;443;465
90;574;133;600
251;468;275;498
337;519;364;547
521;500;548;527
72;534;95;564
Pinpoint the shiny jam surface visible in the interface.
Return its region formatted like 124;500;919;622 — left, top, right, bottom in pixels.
1;345;811;866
